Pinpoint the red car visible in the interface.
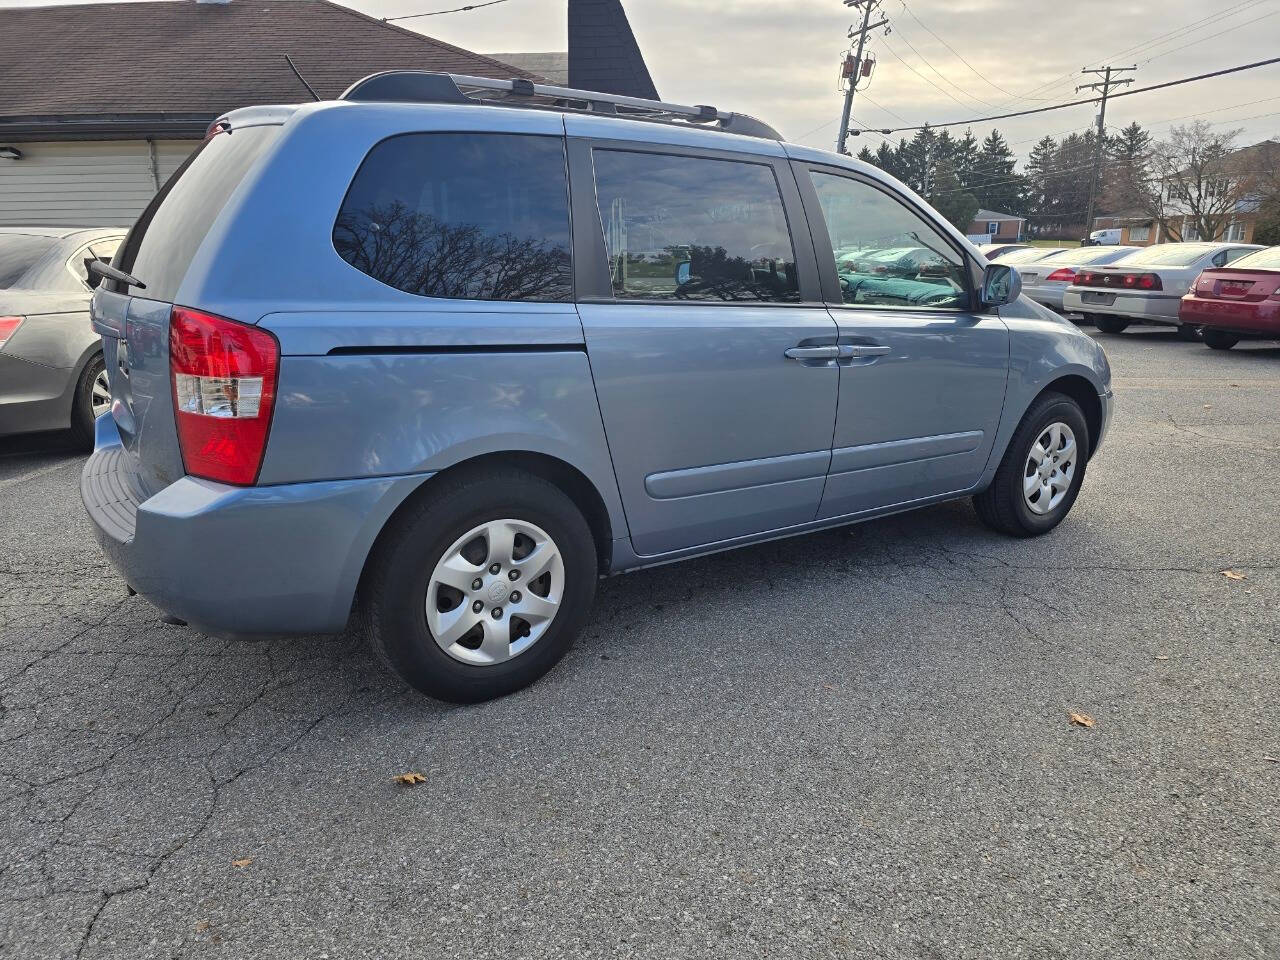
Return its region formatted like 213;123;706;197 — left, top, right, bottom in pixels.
1180;246;1280;349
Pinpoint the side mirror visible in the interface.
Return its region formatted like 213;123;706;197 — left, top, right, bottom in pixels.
981;262;1022;307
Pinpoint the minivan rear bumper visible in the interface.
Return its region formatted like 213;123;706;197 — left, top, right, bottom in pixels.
81;417;428;636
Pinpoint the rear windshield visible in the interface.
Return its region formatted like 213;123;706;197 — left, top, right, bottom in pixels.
0;235;56;289
998;247;1062;264
1039;246;1138;265
1228;246;1280;270
1120;244;1216;267
113;125;280;300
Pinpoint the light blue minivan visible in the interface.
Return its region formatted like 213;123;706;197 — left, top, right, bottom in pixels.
82;73;1113;702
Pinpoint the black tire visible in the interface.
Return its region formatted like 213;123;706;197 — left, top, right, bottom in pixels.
973;391;1091;538
360;467;597;703
1202;329;1239;350
1176;323;1202;342
1093;315;1130;334
68;353;105;451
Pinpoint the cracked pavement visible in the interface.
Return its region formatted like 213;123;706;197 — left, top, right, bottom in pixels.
1;329;1277;959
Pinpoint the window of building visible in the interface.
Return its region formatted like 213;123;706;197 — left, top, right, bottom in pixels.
1128;225;1150;243
334;133;573;302
809;171;969;310
590;150;800;303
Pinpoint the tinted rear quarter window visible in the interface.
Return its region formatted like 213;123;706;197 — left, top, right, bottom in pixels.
114;126;280;300
333;133;573;302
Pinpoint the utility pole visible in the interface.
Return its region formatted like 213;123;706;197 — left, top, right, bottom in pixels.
1077;65;1136;240
835;0;888;155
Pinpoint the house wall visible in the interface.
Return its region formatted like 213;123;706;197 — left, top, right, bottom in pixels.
966;218;1024;242
0;139;200;228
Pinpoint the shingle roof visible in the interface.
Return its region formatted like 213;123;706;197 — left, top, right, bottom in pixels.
973;209;1025;222
488;52;570;86
0;0;538;133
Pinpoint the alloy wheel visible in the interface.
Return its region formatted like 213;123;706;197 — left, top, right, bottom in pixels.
91;367;112;418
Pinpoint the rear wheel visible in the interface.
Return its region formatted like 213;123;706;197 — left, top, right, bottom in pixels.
1202;329;1240;350
360;468;597;703
1176;323;1202;342
1093;315;1129;334
68;354;110;451
974;392;1090;538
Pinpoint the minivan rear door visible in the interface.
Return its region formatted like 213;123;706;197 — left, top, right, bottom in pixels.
568;137;839;557
91;123;282;496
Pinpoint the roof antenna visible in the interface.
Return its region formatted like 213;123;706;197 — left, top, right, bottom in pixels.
285;55;321;101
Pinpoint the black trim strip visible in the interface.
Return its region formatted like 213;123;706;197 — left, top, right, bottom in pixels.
326;343;585;357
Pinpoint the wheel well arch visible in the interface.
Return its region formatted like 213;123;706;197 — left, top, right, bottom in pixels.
1038;374;1103;455
367;451;615;577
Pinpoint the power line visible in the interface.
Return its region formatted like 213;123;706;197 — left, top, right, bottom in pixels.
1137;9;1280;66
883;20;995;108
879;35;979;112
384;0;511;22
871;55;1280;133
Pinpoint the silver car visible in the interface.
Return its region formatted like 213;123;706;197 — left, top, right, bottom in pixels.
1018;245;1141;312
0;227;126;446
1063;241;1261;338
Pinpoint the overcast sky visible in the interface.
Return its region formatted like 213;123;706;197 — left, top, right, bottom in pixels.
3;0;1278;158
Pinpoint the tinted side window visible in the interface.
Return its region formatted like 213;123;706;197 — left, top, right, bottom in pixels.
333;133;572;302
809;171;968;310
116;126;279;300
591;150;800;303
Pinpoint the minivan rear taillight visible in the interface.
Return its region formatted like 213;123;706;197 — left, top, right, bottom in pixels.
169;306;279;486
0;316;23;350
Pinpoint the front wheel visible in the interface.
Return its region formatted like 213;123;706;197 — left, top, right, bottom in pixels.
360;468;597;703
1093;315;1130;334
1202;329;1240;350
973;392;1090;538
1176;324;1202;342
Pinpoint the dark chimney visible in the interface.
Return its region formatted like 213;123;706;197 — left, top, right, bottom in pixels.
568;0;658;100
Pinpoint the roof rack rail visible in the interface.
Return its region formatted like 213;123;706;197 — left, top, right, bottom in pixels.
339;71;783;141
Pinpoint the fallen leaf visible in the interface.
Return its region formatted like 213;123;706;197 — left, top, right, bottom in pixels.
231;858;253;868
1203;404;1212;409
195;921;211;932
1069;712;1095;728
393;772;427;786
1221;570;1247;581
1154;655;1170;661
822;683;835;690
1264;756;1278;764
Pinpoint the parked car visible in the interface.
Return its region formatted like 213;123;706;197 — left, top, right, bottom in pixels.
992;246;1068;265
1063;241;1262;338
0;227;126;447
1179;245;1280;349
81;73;1113;703
977;242;1030;259
1086;228;1124;245
1017;245;1141;312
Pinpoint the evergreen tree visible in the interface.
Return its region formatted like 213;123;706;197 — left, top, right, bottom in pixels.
856;145;877;165
926;159;979;231
972;129;1022;214
1024;135;1059;230
1104;121;1153;214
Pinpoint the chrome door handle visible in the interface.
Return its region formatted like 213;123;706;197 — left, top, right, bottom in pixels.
842;344;891;358
784;345;841;360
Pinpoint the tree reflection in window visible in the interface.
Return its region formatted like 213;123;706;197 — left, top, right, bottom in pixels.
593;150;800;303
335;201;571;301
332;133;573;302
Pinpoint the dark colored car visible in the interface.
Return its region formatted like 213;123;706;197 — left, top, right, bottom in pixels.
1180;246;1280;349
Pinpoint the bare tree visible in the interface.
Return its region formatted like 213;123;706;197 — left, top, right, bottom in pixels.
1135;122;1262;242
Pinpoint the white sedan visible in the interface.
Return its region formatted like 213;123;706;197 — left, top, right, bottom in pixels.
1063;242;1262;338
1017;245;1141;312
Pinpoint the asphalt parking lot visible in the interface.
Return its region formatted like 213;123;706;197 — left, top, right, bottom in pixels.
1;329;1277;959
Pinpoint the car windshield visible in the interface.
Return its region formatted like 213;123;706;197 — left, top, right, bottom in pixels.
1228;246;1280;270
1120;244;1217;267
998;247;1062;264
1039;246;1138;265
0;235;56;288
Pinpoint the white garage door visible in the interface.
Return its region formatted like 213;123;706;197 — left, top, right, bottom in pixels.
0;139;201;229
